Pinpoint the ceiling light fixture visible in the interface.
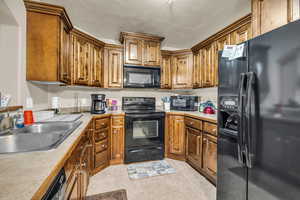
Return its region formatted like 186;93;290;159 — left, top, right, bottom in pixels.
167;0;173;4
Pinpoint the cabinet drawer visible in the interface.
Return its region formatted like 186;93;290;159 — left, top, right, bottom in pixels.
112;116;124;126
95;150;108;168
94;128;108;142
95;139;108;153
185;117;202;130
203;122;217;136
95;118;109;129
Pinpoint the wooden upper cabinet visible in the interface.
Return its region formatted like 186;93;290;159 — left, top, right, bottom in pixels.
124;38;143;65
172;51;193;89
144;41;161;66
200;44;215;87
216;34;231;51
231;23;252;45
168;115;186;159
203;134;217;183
24;1;73;83
90;45;104;87
252;0;300;37
120;32;164;67
72;36;91;85
104;44;123;88
193;51;202;88
71;29;105;86
160;51;172;89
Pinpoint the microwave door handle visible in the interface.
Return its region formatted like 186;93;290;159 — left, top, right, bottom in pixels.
238;73;246;165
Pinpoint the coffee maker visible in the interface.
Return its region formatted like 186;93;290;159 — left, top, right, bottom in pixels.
91;94;106;114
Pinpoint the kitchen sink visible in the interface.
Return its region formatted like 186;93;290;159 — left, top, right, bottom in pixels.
0;121;82;154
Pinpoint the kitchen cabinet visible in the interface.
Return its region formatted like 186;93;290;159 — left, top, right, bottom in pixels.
71;29;105;86
65;126;92;200
110;115;125;165
172;51;193;89
24;1;73;84
200;44;216;87
72;36;91;85
166;114;186;160
160;51;172;89
192;14;252;87
144;40;161;66
120;32;164;67
186;127;203;169
103;44;123;88
203;134;217;183
92;117;110;174
252;0;300;37
231;23;252;45
90;45;104;87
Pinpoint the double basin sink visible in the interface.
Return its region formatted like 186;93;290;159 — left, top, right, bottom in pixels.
0;121;82;154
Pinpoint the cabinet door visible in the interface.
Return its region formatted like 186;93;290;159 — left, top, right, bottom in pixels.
107;49;123;88
203;134;217;182
64;171;80;200
60;21;71;84
124;38;143;65
200;44;215;87
172;54;193;89
90;45;103;87
169;115;186;157
252;0;299;37
73;37;91;85
111;126;124;164
214;34;231;86
193;52;201;88
231;23;252;45
160;54;172;89
186;127;203;168
144;41;161;66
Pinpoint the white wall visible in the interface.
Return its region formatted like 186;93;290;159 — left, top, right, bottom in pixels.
0;0;49;110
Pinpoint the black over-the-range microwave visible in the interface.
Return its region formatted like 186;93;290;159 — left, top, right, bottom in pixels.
170;96;198;111
123;66;160;88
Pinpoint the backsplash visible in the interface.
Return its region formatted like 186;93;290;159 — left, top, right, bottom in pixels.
47;86;217;109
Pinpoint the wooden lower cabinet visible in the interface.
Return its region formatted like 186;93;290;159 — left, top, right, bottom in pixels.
92;117;110;174
65;126;93;200
110;115;125;165
203;134;217;183
184;117;217;184
166;114;186;160
186;127;203;169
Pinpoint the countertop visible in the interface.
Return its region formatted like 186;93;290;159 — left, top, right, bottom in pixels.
0;110;216;200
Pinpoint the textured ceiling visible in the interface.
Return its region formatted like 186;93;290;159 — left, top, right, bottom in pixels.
40;0;251;49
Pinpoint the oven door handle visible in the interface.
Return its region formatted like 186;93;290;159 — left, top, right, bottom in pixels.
125;113;165;118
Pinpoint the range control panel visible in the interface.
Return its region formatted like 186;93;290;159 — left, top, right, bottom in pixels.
219;96;238;111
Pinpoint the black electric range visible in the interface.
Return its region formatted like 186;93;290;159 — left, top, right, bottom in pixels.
122;97;165;163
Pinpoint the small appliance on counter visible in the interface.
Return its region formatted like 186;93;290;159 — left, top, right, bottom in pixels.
91;94;106;114
170;96;198;111
201;100;217;114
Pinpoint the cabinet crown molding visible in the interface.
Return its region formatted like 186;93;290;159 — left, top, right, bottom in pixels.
23;0;73;31
191;13;252;52
161;49;192;56
119;31;165;43
71;28;105;47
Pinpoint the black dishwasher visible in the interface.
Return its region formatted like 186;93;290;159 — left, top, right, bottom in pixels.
42;168;66;200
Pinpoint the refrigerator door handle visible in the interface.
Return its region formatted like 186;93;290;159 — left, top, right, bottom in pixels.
238;73;246;165
245;72;257;168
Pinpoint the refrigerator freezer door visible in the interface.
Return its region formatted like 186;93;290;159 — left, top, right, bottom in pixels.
248;19;300;200
217;134;247;200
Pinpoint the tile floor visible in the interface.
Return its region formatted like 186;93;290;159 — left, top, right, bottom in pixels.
87;159;216;200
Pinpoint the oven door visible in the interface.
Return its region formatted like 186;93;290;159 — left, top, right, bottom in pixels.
123;66;160;88
125;112;165;147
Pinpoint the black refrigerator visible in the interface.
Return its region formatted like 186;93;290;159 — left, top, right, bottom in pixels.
217;19;300;200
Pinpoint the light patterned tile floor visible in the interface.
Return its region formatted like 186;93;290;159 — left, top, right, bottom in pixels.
87;159;216;200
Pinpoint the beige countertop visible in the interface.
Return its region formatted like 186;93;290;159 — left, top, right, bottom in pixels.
0;110;216;200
